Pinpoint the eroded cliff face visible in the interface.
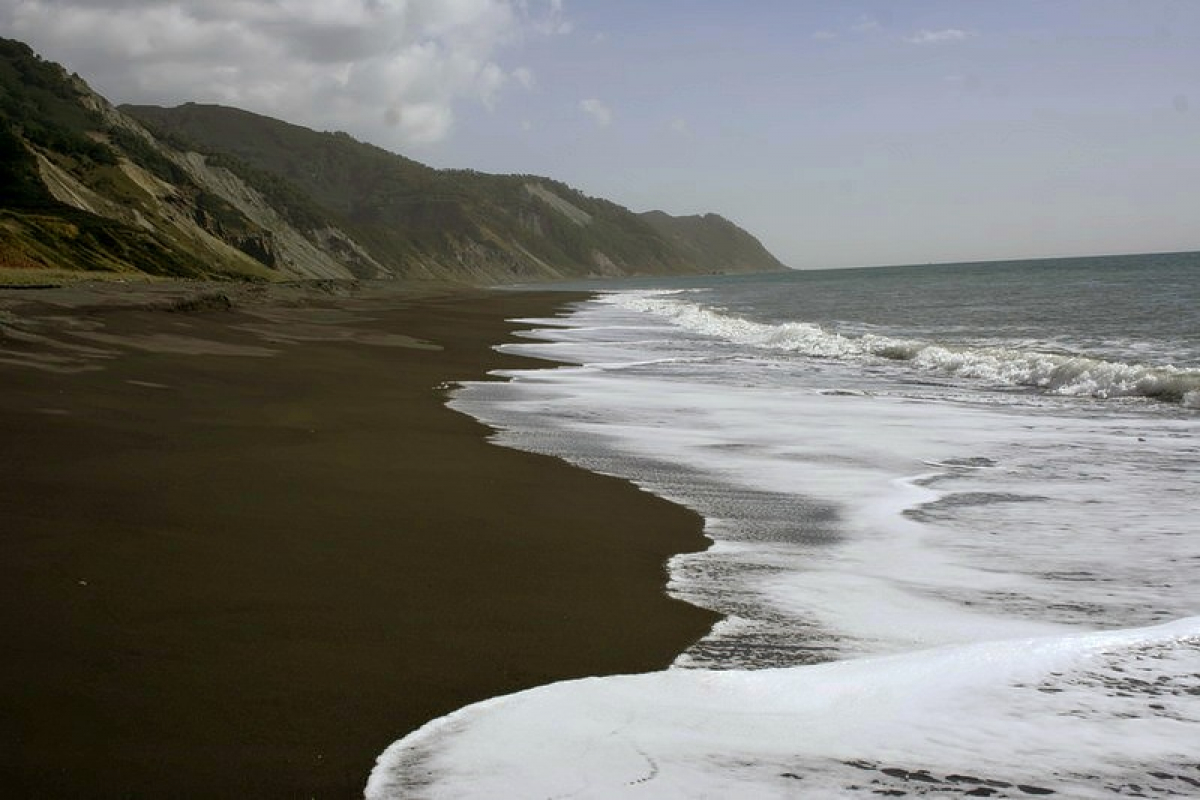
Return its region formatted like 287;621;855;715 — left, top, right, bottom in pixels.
124;102;793;281
3;37;789;282
30;80;382;280
167;149;390;280
33;147;276;280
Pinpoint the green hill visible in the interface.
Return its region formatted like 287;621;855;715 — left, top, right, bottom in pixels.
0;39;254;279
1;37;789;283
640;210;788;274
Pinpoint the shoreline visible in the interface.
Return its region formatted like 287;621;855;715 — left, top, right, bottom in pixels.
0;282;718;797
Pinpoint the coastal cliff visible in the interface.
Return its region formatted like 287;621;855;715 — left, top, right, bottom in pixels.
1;38;789;283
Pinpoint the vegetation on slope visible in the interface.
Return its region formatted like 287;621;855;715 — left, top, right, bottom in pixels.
640;210;788;273
1;36;788;283
0;38;274;280
125;103;788;279
0;44;236;281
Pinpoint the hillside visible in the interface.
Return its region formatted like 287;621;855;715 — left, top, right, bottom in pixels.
0;39;266;280
1;38;789;283
123;103;790;281
640;210;788;274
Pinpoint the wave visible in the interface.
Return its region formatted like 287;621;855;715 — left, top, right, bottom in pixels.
609;291;1200;407
368;617;1200;798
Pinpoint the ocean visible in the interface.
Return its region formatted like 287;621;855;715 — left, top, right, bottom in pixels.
369;252;1200;798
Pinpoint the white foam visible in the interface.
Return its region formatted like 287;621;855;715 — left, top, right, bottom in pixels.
368;618;1200;799
373;290;1200;796
610;290;1200;405
449;295;1200;665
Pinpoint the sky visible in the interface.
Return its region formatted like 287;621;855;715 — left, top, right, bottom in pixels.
4;0;1199;269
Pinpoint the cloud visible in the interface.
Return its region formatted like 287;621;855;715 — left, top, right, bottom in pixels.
851;16;881;33
512;66;535;90
905;28;975;45
532;0;573;35
579;98;612;126
669;117;690;136
1;0;569;147
811;30;837;41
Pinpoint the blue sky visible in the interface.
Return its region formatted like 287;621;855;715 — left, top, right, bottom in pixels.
8;1;1199;268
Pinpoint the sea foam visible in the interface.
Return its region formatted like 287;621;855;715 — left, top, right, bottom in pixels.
372;278;1198;797
368;618;1200;799
611;291;1200;406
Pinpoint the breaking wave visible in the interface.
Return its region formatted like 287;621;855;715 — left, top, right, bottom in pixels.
608;291;1200;407
369;617;1200;799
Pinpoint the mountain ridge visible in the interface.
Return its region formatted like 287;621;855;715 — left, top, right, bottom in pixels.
1;38;789;283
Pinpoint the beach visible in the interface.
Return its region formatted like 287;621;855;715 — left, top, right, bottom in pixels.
0;282;718;797
382;259;1198;798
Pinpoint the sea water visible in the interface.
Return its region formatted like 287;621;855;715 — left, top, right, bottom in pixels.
369;252;1200;798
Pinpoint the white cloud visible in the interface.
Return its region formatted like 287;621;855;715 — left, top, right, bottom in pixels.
580;98;612;126
512;66;535;90
531;0;573;35
906;28;975;45
669;117;690;136
851;16;881;33
1;0;570;148
812;30;837;41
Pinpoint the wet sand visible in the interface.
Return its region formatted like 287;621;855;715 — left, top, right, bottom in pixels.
0;282;718;797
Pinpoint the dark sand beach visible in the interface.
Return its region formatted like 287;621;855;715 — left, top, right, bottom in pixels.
0;282;717;798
